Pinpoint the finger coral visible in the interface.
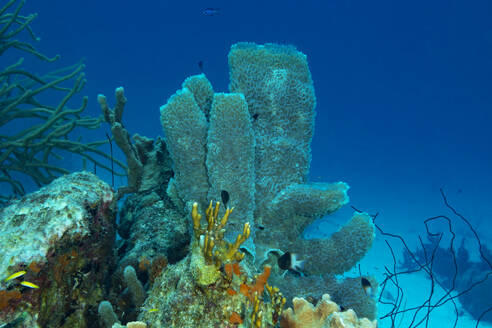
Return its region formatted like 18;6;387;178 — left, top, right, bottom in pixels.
190;201;250;285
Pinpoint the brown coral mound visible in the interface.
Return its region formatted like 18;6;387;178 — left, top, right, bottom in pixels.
280;294;377;328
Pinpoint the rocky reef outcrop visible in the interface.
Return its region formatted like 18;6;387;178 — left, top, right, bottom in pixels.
0;172;116;327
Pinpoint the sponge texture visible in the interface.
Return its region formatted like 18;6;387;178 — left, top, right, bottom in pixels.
123;265;146;307
182;74;214;118
228;43;316;216
206;92;256;252
301;212;375;275
98;301;120;328
160;88;209;207
269;182;349;221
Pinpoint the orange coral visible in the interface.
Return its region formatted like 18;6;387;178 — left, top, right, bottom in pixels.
52;248;79;284
225;262;242;279
239;283;250;297
28;261;42;274
138;256;151;272
54;254;70;283
149;255;168;284
229;311;243;324
239;266;271;302
232;262;241;275
253;265;270;295
224;263;233;278
0;290;21;311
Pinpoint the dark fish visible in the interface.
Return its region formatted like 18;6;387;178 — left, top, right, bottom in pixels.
361;277;373;296
198;60;204;72
277;252;304;272
221;190;229;207
252;113;259;120
202;8;220;16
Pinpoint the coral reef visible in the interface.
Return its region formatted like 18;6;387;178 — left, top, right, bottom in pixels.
158;42;377;322
160;44;375;278
1;32;379;326
138;202;285;328
104;177;187;324
270;274;378;322
280;294;377;328
0;172;116;327
116;191;189;266
98;88;170;200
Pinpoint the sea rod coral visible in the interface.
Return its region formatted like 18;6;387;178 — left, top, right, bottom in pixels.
0;0;125;204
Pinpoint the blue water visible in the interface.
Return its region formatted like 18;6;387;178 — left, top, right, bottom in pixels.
6;0;492;326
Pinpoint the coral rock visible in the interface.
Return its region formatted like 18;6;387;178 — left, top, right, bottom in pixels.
280;294;377;328
0;172;116;327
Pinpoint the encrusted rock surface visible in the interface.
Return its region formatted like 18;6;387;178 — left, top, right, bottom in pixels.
0;172;116;327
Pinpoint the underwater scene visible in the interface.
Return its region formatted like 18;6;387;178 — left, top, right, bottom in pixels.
0;0;491;327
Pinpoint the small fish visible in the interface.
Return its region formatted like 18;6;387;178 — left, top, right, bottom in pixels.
148;309;159;313
198;60;204;72
361;277;373;296
202;8;220;16
252;113;259;121
20;281;39;289
5;271;26;282
221;190;230;208
278;252;304;272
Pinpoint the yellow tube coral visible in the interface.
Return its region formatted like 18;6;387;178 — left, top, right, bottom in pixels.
192;201;249;266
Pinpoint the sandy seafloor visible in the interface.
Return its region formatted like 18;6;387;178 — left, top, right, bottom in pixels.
305;204;492;328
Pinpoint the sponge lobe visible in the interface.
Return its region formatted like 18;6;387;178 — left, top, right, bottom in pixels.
182;74;214;118
228;43;316;217
206;93;256;252
301;212;376;275
160;88;209;207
